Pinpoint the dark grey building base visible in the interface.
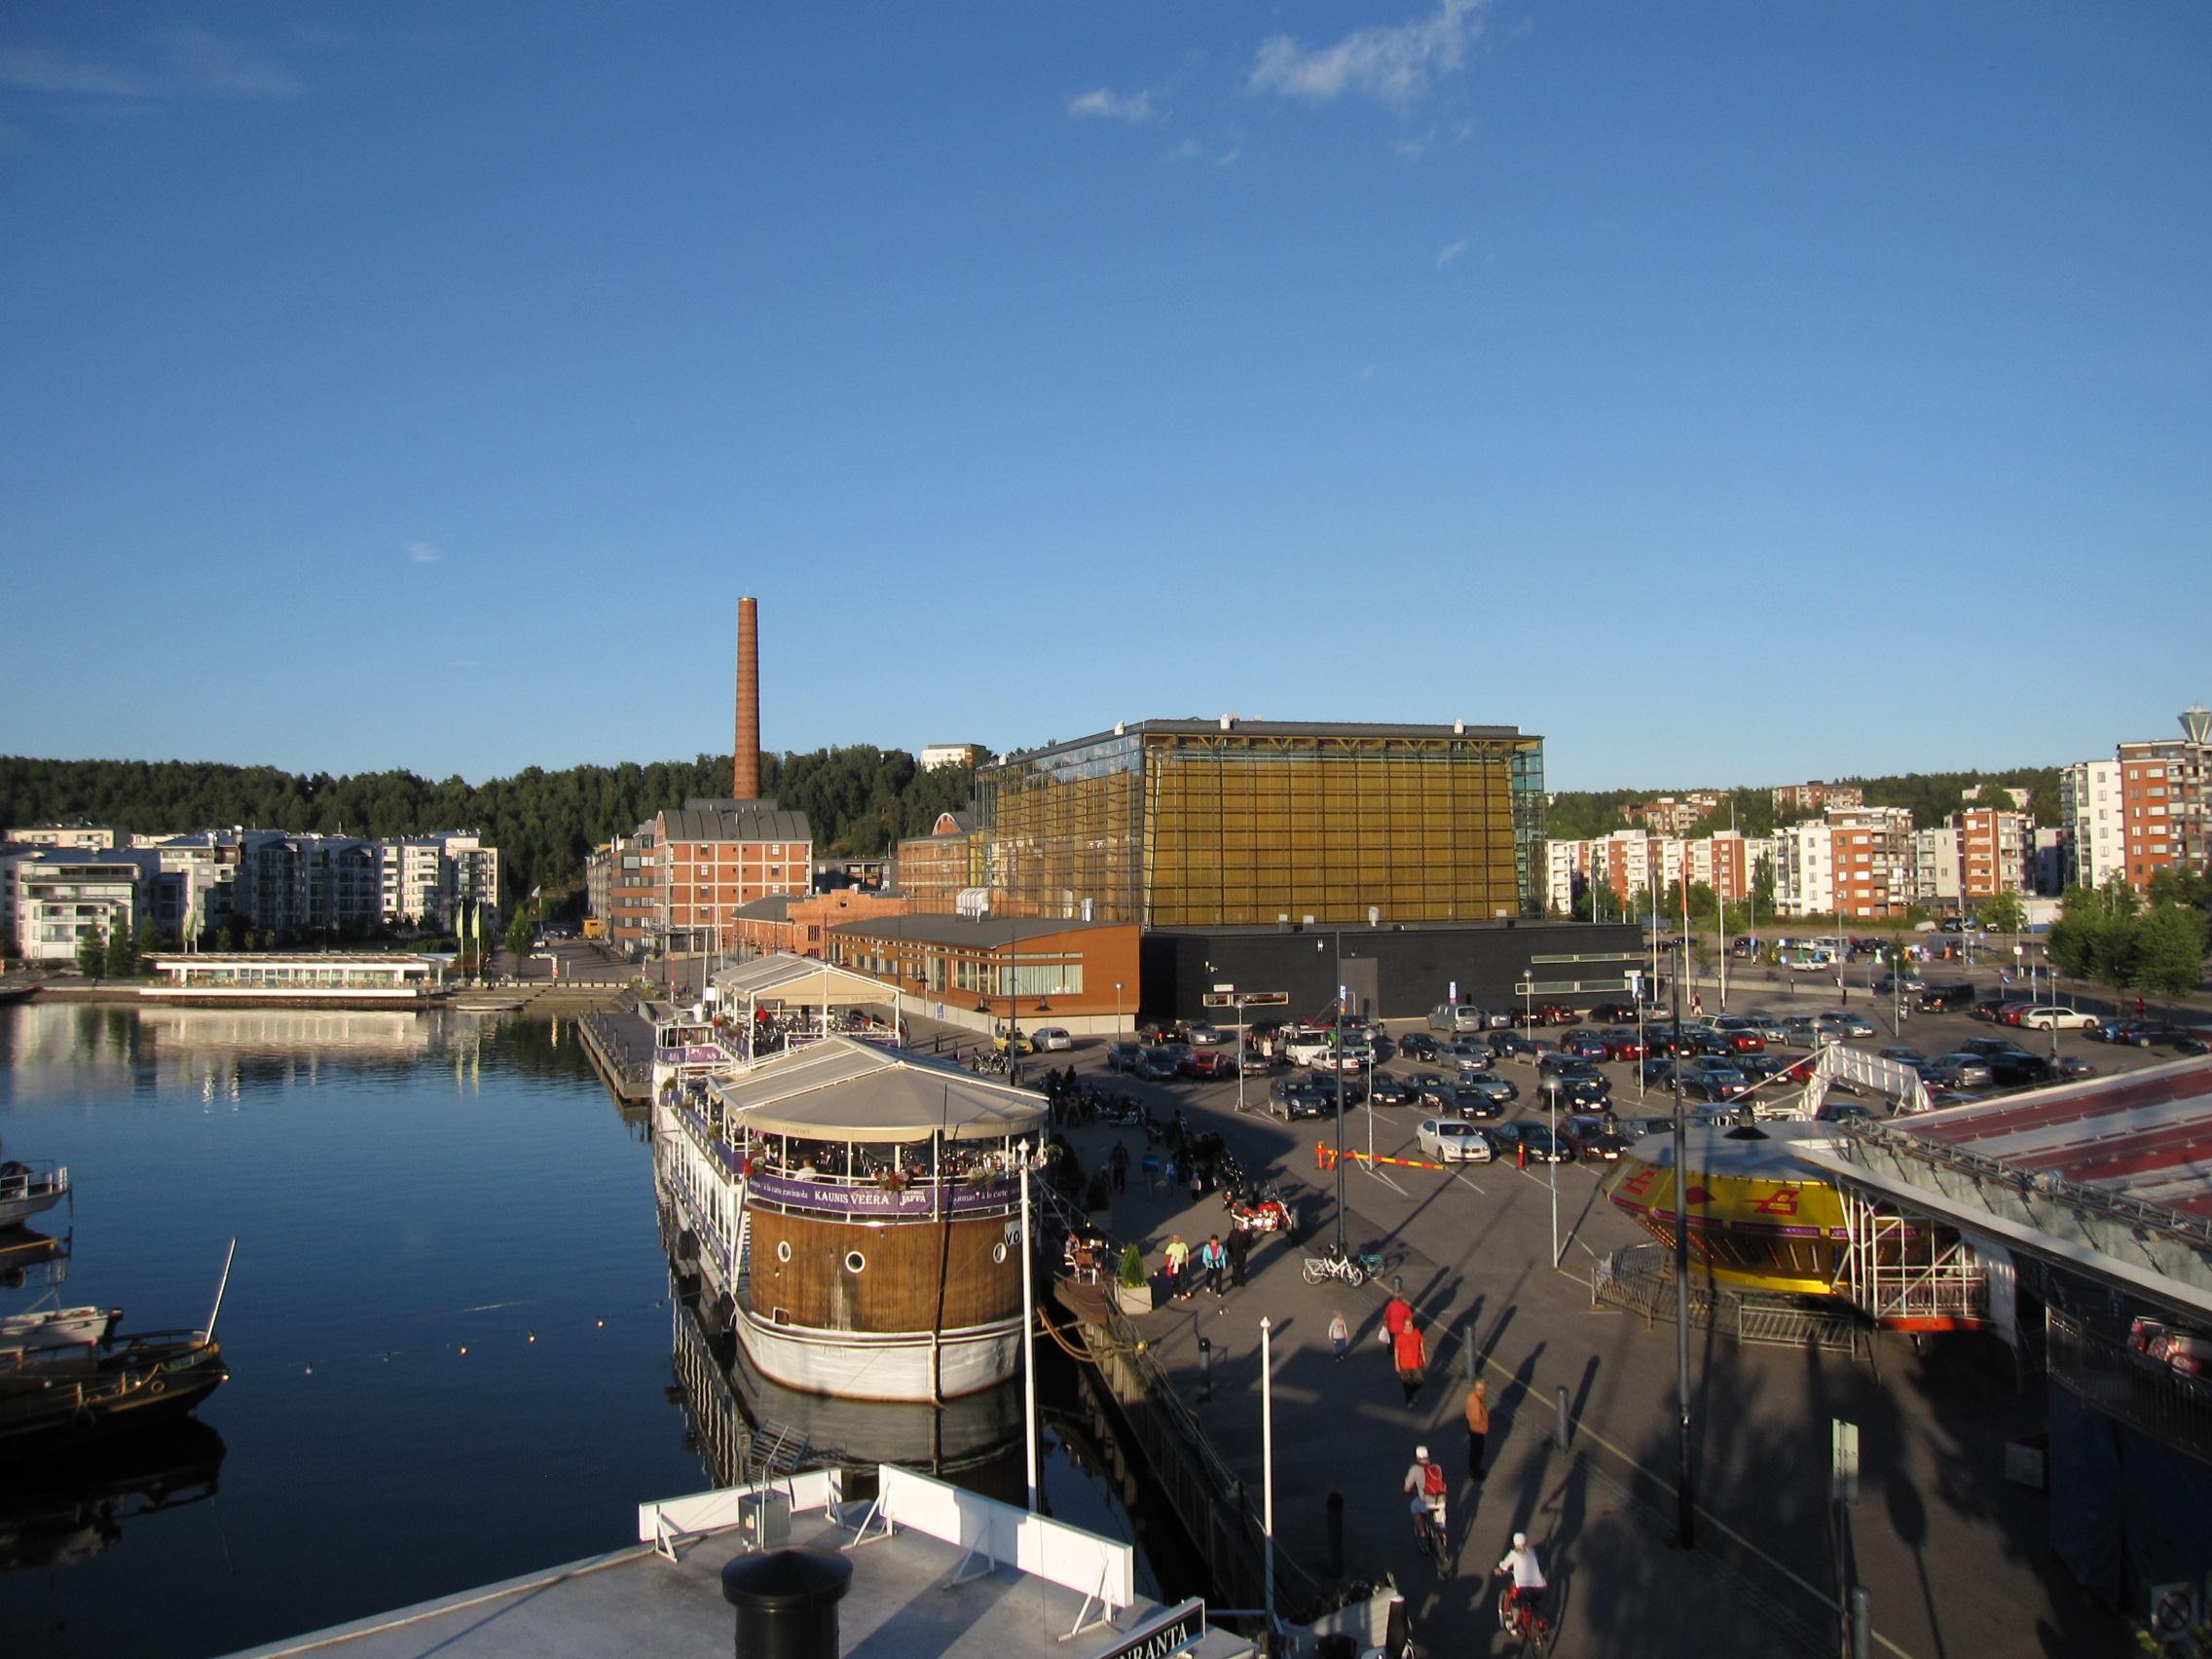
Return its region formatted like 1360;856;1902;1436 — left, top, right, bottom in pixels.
1140;920;1648;1023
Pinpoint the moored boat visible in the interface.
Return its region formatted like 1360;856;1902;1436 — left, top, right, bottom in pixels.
658;1034;1047;1403
0;1152;70;1229
2;1303;121;1357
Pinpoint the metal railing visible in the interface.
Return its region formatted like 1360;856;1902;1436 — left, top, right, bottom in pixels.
1592;1244;1869;1357
2046;1307;2212;1466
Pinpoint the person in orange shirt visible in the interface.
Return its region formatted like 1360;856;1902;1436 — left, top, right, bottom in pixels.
1464;1378;1490;1482
1394;1316;1428;1405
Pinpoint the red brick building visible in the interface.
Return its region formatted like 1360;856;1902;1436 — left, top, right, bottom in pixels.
827;914;1140;1037
893;810;978;915
731;888;911;960
654;798;813;954
1957;808;2029;901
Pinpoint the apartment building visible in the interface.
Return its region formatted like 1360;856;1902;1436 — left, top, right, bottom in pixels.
1825;807;1913;918
730;887;911;960
1910;826;1962;906
380;831;500;930
2060;759;2125;891
653;798;813;954
918;743;984;771
894;810;979;914
1772;782;1862;818
2116;723;2210;891
1624;793;1720;835
5;823;125;851
9;849;159;961
1957;808;2030;902
1545;829;1768;916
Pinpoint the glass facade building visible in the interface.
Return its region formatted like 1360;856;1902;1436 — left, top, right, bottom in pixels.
975;720;1546;927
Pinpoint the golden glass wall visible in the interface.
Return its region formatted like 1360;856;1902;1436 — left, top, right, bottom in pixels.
980;728;1546;926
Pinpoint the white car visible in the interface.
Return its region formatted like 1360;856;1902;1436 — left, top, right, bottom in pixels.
2018;1007;2097;1032
1416;1118;1495;1163
1029;1027;1074;1051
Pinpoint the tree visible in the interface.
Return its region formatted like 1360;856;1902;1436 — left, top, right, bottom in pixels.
505;908;534;958
2131;903;2209;998
105;922;138;979
1978;890;2027;939
77;926;106;979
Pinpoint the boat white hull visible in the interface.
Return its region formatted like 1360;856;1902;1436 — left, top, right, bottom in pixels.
1;1306;119;1356
733;1309;1022;1404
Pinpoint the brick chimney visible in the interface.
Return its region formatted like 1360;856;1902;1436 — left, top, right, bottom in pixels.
734;596;760;800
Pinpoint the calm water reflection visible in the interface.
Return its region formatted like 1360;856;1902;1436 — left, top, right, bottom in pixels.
0;1003;701;1659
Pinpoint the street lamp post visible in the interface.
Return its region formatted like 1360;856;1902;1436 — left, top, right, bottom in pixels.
1671;934;1696;1549
1330;932;1347;1256
1115;980;1124;1045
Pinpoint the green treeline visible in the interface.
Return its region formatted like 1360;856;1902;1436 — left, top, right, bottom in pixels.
0;750;979;906
1545;767;2064;843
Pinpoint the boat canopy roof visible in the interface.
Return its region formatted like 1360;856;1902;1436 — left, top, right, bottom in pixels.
711;954;896;1010
708;1036;1047;1143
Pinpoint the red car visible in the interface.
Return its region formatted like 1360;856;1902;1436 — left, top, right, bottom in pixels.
1181;1050;1235;1081
1600;1028;1648;1061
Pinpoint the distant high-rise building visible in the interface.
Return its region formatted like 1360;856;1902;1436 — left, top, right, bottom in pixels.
2060;759;2124;891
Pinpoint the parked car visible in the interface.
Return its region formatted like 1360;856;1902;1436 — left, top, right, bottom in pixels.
1737;1051;1812;1084
1815;1100;1882;1124
1675;1057;1750;1101
1181;1050;1234;1081
2055;1055;2097;1079
1443;1084;1508;1120
1397;1031;1441;1062
1366;1073;1416;1108
1872;973;1927;995
1928;1053;1994;1088
1105;1042;1144;1074
1560;1028;1613;1060
1488;1031;1540;1059
1030;1026;1074;1052
1456;1074;1520;1108
1583;1002;1638;1025
1827;1013;1875;1039
1877;1046;1931;1069
1417;1118;1495;1163
1137;1048;1183;1082
1488;1121;1569;1162
1918;982;1976;1013
1443;1039;1493;1071
1962;1037;2035;1063
1504;1037;1559;1066
1537;1067;1612;1108
1238;1045;1275;1076
1405;1071;1451;1104
1183;1021;1226;1048
1640;1056;1684;1091
1559;1115;1630;1161
1618;1114;1677;1141
2016;1006;2098;1032
1267;1077;1330;1120
991;1027;1037;1056
1599;1027;1649;1061
2091;1019;2194;1049
1428;1004;1491;1034
1987;1051;2056;1088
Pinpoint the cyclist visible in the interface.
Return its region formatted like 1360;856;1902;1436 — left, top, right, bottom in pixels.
1494;1530;1548;1621
1403;1445;1449;1551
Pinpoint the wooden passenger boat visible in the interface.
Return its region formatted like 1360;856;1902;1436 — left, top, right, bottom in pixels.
657;1036;1046;1403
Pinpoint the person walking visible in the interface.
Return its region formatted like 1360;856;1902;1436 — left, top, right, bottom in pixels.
1464;1378;1491;1483
1329;1309;1350;1362
1163;1235;1189;1301
1142;1147;1161;1197
1394;1316;1428;1406
1109;1142;1129;1195
1198;1234;1229;1299
1689;992;1703;1018
1226;1225;1251;1288
1382;1290;1414;1355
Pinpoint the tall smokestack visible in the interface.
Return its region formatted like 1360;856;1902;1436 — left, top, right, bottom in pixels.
734;597;760;800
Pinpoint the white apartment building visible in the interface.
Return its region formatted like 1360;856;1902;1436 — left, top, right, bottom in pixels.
1777;820;1833;916
10;849;158;962
1910;826;1962;905
380;831;499;929
5;823;125;851
919;743;984;771
2061;758;2126;891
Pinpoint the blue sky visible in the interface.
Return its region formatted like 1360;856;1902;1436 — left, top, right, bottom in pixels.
3;3;2206;792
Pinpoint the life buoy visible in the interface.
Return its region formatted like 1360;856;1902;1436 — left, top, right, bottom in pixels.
149;1378;166;1395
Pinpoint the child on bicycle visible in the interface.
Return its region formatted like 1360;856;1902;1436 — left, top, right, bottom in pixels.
1495;1530;1547;1616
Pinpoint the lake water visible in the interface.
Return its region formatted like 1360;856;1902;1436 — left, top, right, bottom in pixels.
0;1003;1118;1659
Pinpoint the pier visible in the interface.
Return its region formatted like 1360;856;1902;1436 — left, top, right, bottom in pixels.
574;1004;653;1102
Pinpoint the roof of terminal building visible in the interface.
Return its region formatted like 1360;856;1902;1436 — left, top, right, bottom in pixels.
826;913;1127;947
710;1035;1047;1142
730;893;795;921
988;717;1538;762
659;798;812;844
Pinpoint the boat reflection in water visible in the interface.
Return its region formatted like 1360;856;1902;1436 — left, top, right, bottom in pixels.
0;1419;227;1572
666;1260;1027;1508
0;1226;70;1292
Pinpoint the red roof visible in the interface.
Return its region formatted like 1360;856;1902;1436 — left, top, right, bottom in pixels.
1902;1057;2212;1220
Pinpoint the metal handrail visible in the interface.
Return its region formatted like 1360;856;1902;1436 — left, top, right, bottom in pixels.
1833;1119;2212;1249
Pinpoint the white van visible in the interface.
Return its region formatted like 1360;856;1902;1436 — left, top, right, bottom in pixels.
1284;1032;1335;1067
1428;1004;1489;1035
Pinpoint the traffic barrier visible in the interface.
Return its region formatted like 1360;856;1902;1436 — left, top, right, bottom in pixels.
1313;1143;1448;1173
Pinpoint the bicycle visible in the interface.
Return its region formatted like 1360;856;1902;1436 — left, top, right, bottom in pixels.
1302;1241;1365;1286
1497;1584;1554;1653
1411;1499;1452;1578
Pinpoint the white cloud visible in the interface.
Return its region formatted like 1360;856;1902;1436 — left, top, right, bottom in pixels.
1066;86;1156;125
1436;238;1470;269
407;541;443;565
1395;127;1437;162
1247;0;1484;107
1166;135;1205;162
0;46;146;97
0;29;304;102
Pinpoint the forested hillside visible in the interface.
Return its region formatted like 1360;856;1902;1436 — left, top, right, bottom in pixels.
1546;767;2064;842
0;750;978;906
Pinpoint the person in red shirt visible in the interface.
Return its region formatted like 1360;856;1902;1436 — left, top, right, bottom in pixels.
1394;1316;1428;1405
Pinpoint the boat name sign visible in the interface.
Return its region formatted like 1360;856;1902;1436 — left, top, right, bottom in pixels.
748;1171;1017;1217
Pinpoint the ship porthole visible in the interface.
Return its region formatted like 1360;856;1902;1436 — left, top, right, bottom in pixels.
775;1240;793;1264
992;1242;1009;1265
844;1250;866;1274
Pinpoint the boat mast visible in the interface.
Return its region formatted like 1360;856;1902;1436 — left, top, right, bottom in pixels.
203;1237;240;1345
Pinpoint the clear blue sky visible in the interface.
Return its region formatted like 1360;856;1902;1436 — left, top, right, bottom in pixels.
4;3;2206;791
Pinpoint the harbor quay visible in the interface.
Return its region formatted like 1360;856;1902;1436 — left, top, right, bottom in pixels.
1016;1031;2132;1659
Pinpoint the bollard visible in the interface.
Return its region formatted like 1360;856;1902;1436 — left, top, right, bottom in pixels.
1517;1141;1528;1170
1554;1384;1570;1451
1198;1336;1213;1403
1325;1492;1346;1578
1848;1586;1870;1659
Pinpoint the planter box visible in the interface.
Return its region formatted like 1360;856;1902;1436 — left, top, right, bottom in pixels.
1115;1280;1156;1317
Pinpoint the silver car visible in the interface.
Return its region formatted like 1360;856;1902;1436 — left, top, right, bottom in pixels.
1416;1118;1495;1163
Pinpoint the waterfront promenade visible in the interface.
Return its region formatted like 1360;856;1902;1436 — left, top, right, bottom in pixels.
1004;1031;2129;1659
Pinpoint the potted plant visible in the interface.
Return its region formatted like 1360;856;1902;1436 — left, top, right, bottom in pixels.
1115;1243;1153;1316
